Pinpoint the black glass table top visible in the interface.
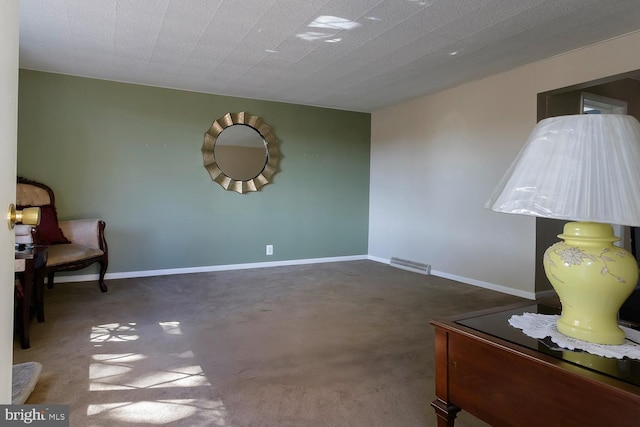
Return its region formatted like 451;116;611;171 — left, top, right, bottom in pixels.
457;303;640;387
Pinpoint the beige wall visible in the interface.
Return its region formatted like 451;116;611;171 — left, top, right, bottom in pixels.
369;30;640;298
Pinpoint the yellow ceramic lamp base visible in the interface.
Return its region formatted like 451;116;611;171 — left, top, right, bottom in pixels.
543;222;639;345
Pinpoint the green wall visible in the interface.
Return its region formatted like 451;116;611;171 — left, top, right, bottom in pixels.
17;70;370;276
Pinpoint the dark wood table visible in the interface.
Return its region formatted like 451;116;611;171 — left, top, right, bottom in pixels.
430;302;640;427
15;245;48;349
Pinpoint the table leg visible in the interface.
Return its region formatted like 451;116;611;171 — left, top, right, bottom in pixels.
431;398;460;427
34;262;45;323
19;259;34;349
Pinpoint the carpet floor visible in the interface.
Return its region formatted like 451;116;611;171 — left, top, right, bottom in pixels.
13;260;525;426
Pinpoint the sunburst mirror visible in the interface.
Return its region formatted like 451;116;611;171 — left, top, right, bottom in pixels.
202;112;279;193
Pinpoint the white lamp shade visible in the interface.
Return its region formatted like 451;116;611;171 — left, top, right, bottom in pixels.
486;114;640;227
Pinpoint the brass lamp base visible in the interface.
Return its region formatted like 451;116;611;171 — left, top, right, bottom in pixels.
543;222;639;345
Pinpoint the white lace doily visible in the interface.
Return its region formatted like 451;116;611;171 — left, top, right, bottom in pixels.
508;313;640;359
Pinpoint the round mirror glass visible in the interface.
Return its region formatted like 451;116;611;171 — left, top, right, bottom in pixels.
213;124;268;181
202;112;279;193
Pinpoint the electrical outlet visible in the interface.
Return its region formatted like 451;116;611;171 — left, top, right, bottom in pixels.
266;244;273;255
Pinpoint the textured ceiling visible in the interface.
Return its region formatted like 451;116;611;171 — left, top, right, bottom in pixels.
18;0;640;112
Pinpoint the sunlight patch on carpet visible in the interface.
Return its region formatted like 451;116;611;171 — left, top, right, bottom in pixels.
90;362;132;384
90;323;139;344
87;399;228;425
126;366;211;389
90;354;211;390
159;321;183;335
87;321;221;425
92;353;148;363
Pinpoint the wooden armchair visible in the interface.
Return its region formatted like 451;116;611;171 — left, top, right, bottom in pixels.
16;177;109;292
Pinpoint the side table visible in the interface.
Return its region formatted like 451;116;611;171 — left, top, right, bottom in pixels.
431;302;640;427
15;245;48;349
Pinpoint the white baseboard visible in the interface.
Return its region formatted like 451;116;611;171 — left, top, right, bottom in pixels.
54;255;369;283
55;254;549;301
367;255;388;264
534;289;557;300
430;270;536;300
368;256;537;300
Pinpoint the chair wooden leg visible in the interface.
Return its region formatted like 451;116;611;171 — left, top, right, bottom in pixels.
98;260;108;292
47;272;55;289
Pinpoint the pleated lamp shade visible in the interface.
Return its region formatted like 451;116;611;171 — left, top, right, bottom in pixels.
486;114;640;227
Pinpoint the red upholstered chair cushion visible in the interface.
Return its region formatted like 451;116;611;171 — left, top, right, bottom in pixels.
19;204;71;245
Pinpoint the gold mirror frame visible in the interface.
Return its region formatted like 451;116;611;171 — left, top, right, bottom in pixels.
202;112;279;193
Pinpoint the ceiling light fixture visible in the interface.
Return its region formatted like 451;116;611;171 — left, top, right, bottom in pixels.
308;15;360;30
296;31;336;42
